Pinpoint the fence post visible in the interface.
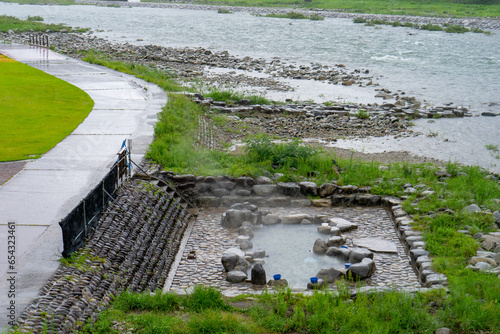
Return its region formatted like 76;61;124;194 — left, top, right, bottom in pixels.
83;199;87;237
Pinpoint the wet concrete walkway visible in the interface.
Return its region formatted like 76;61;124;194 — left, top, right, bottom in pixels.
0;43;166;331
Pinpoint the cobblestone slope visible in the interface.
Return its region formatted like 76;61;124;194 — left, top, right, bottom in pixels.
15;179;193;333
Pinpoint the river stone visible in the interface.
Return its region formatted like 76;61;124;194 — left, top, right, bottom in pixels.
213;188;230;197
221;209;253;228
301;219;313;225
329;218;358;232
252;184;277;196
262;214;280;225
348;248;374;263
330;226;342;236
481;234;500;251
319;183;337;197
352;237;398;253
312;198;331;207
325;247;350;261
475;262;492;272
469;256;497;266
327;236;345;247
410;248;429;262
282;214;310;224
277;182;301;196
313;238;328;254
316;267;344;283
240;240;253;251
227;271;247;283
236;189;252;196
298;181;318;196
236;176;256;187
238;226;254;238
463;204;481;213
230;202;258;212
253;249;266;258
348;258;375;279
256;176;271;184
307;278;326;290
221;248;245;272
425;274;447;286
173;174;196;183
318;225;332;234
291;199;312;207
251;264;266;285
267;196;290;207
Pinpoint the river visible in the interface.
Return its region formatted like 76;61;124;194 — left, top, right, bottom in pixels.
1;2;499;172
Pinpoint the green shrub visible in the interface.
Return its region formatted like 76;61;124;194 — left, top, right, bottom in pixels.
27;15;44;21
353;17;367;23
309;13;325;21
244;135;317;169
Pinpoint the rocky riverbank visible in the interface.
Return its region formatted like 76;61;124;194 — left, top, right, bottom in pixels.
75;0;500;31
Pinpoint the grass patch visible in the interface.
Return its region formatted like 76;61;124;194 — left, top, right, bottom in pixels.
0;56;94;161
81;50;183;93
354;17;491;34
204;88;275;105
218;8;233;13
0;15;87;33
263;11;324;20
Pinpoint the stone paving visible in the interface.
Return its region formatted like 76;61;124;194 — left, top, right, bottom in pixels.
167;206;420;295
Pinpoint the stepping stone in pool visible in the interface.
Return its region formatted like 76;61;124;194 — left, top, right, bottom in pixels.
282;214;311;224
353;237;398;253
328;218;358;232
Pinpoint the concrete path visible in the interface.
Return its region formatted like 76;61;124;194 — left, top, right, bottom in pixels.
0;44;167;331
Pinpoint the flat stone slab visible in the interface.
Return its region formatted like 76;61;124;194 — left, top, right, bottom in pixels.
353;237;398;253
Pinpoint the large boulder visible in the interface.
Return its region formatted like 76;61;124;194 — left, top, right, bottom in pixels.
313;238;328;254
325;247;350;262
263;214;280;225
327;236;345;248
282;214;311;224
298;181;318;196
230;202;258;212
221;248;251;272
238;226;254;239
221;209;253;228
329;218;358;232
348;258;375;279
253;184;277;196
319;183;337;197
348;248;374;264
316;267;345;283
277;182;301;197
251;264;267;285
227;271;248;283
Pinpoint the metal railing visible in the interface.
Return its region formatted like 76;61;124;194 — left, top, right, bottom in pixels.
28;32;50;48
59;142;130;257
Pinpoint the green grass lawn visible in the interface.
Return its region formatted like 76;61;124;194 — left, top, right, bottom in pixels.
0;55;94;161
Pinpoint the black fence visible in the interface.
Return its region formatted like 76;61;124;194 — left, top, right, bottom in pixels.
28;32;49;48
59;146;130;257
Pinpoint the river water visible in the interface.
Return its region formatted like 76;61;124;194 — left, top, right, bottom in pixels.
1;3;499;172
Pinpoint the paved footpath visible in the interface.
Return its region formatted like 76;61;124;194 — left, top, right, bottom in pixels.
0;44;167;331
